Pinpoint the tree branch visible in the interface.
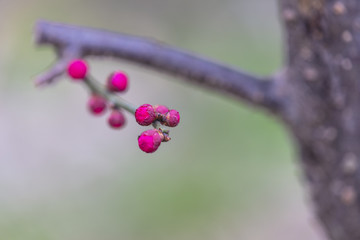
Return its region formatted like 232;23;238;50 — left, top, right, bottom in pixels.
34;20;283;113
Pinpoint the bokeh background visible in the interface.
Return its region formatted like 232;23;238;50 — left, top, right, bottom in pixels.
0;0;326;239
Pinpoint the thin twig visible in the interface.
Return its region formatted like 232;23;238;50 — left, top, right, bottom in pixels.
83;76;136;114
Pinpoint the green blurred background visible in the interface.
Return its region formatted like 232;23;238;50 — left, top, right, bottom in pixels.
0;0;325;239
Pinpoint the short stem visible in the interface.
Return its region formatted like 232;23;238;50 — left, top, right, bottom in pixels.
83;76;136;114
152;120;162;129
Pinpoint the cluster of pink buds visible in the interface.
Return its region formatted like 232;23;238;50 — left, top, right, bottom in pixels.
66;59;180;153
135;104;180;153
67;59;127;129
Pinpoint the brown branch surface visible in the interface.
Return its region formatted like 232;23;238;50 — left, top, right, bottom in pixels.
34;20;283;113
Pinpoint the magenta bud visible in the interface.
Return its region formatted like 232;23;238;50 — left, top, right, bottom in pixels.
164;109;180;127
138;129;163;153
67;59;88;80
135;104;156;126
107;71;128;92
154;105;169;115
88;95;107;115
108;110;126;129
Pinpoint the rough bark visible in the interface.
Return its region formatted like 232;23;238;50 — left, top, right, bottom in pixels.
279;0;360;239
34;0;360;239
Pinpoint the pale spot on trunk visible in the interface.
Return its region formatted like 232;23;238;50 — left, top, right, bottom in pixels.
333;2;346;15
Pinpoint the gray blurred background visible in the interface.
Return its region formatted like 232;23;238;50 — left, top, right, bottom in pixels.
0;0;325;239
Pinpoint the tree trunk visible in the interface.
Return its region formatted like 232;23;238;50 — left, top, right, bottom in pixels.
34;0;360;239
279;0;360;239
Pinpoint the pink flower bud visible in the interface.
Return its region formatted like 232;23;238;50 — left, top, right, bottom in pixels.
138;129;163;153
67;59;88;80
135;104;156;126
154;105;169;115
107;71;128;92
108;110;126;129
164;109;180;127
88;95;107;115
